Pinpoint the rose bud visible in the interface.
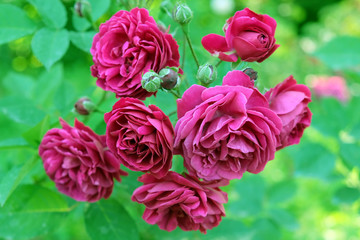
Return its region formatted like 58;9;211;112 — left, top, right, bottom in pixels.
141;71;161;92
173;3;193;25
74;0;91;19
243;68;258;81
74;97;94;115
159;67;180;90
196;63;217;85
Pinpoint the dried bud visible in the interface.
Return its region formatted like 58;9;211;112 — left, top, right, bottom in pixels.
173;3;193;25
197;64;217;85
243;68;258;81
74;97;94;115
142;71;161;92
159;67;180;90
74;1;91;20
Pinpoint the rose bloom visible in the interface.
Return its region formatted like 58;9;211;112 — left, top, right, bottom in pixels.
201;8;279;62
131;171;228;233
174;70;282;181
105;98;174;178
91;8;180;99
308;75;349;102
265;76;312;149
38;119;127;202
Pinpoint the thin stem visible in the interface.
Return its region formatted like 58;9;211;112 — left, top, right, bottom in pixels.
181;34;186;70
168;111;177;117
215;59;223;68
169;89;181;98
181;26;200;68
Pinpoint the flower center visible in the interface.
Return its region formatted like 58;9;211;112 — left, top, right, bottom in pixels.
258;34;268;45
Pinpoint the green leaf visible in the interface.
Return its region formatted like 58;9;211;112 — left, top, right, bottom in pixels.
333;186;360;205
28;0;67;29
22;115;50;147
88;0;111;22
84;199;139;240
69;31;96;53
3;72;34;98
31;28;69;70
288;143;336;181
252;218;281;240
72;13;91;32
269;208;299;231
0;185;69;239
0;155;37;206
0;138;29;149
0;96;46;126
32;63;63;105
0;4;37;45
203;219;253;240
54;81;76;115
267;180;297;204
313;36;360;70
340;143;360;169
231;58;243;70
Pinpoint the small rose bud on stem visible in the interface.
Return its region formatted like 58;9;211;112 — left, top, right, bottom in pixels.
74;97;95;115
197;63;217;86
243;68;258;82
159;67;181;90
173;3;193;25
141;71;162;92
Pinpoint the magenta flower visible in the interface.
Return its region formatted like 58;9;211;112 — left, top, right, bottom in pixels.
105;98;174;178
174;70;282;181
201;8;279;62
91;8;180;99
309;75;349;102
265;76;312;149
131;171;228;233
38;119;127;202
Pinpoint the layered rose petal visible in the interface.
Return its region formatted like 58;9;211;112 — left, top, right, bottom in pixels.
91;8;180;99
174;71;282;181
201;8;279;62
38;119;127;202
265;76;312;149
132;172;228;233
105;98;174;178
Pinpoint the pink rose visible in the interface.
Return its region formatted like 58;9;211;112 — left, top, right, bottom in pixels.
174;70;282;181
265;76;312;149
104;98;174;178
38;119;127;202
91;8;180;100
309;75;350;102
131;172;228;233
201;8;279;62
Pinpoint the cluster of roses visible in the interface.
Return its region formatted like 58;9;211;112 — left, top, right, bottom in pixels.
39;6;312;233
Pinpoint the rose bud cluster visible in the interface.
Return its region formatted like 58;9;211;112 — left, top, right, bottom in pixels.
38;5;312;235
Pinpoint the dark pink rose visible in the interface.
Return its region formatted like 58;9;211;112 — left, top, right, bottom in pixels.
309;75;350;102
265;76;312;149
174;70;282;181
201;8;279;62
131;171;228;233
91;8;180;100
38;119;127;202
104;98;174;178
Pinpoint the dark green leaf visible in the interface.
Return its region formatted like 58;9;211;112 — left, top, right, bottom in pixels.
28;0;67;29
0;185;69;238
0;155;37;206
0;4;37;45
269;208;299;231
333;186;360;205
340;143;360;169
267;180;297;204
313;36;360;70
85;199;139;240
70;31;96;53
3;72;34;98
251;218;281;240
31;28;69;69
22;115;50;147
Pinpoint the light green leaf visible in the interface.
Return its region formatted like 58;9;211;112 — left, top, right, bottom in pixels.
69;31;96;53
85;199;139;240
54;81;76;115
0;138;29;150
88;0;111;22
3;72;34;98
0;4;37;45
267;180;297;204
0;96;46;126
22;115;50;147
269;208;299;231
340;143;360;169
0;185;69;239
313;36;360;70
28;0;67;29
72;13;91;32
0;155;37;206
31;28;69;70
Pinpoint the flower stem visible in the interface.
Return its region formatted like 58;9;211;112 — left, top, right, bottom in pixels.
216;59;223;67
181;26;200;68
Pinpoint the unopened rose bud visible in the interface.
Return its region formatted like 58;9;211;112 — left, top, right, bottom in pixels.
74;97;94;115
159;67;180;90
142;71;161;92
197;64;217;85
243;68;258;81
74;1;91;20
173;3;193;25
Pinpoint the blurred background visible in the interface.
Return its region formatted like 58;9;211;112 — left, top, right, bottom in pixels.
0;0;360;239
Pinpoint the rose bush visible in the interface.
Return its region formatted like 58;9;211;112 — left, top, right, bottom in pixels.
201;8;279;62
131;171;228;233
91;8;180;99
265;76;312;149
105;97;174;178
174;70;282;181
38;119;127;202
